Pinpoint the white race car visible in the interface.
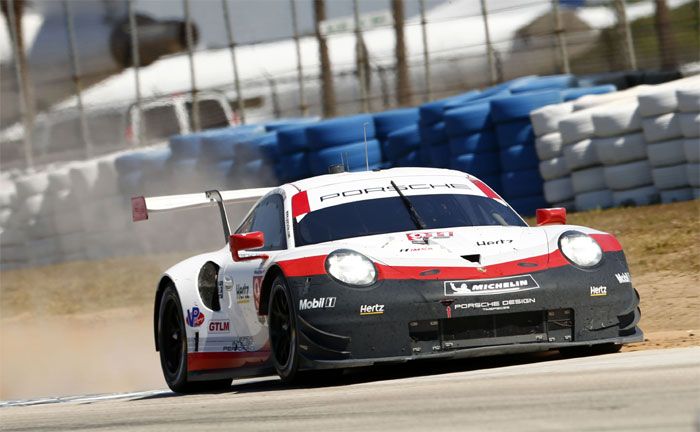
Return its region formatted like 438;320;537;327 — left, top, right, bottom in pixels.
132;167;642;392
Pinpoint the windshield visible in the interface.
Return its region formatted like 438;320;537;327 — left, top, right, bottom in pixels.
294;194;526;246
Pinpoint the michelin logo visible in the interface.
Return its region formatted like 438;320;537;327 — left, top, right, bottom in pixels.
444;275;539;296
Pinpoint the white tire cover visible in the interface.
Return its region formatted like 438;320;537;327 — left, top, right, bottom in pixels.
684;139;700;163
660;188;693;203
592;104;642;137
688;163;700;188
0;190;14;208
69;161;100;197
575;189;613;211
677;88;700;112
678;112;700;138
563;139;599;170
47;168;73;193
560;111;595;145
612;185;659;207
539;157;569;181
593;133;647;166
0;228;25;246
642;113;682;143
573;85;650;110
15;173;49;198
604;160;653;191
638;88;678;117
652;164;689;190
17;193;45;219
571;166;606;194
530;102;574;136
1;245;26;263
647;139;686;168
94;158;121;197
551;200;575;211
544;177;574;204
535;132;563;160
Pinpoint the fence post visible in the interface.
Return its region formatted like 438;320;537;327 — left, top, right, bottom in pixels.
221;0;246;124
418;0;431;102
479;0;498;85
290;0;308;116
6;0;34;168
352;0;370;112
63;0;92;158
552;0;571;74
613;0;637;70
128;0;144;146
183;0;199;132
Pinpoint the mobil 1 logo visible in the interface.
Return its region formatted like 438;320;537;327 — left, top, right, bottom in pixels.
299;297;337;311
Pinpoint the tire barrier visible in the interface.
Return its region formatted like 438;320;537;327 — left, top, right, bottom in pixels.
3;74;697;269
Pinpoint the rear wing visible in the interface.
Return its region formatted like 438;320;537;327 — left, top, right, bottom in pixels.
132;187;273;242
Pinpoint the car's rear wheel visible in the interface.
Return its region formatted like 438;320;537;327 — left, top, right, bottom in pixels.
558;343;623;358
268;276;301;383
158;285;230;393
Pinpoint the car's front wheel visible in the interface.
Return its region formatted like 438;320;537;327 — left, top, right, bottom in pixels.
268;275;301;383
158;285;230;393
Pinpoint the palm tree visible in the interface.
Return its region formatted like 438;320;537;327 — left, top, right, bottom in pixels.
392;0;411;106
313;0;336;117
653;0;677;70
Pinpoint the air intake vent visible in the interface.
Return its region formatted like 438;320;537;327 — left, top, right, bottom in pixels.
461;254;480;263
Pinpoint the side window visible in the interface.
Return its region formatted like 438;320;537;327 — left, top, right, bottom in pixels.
237;195;286;250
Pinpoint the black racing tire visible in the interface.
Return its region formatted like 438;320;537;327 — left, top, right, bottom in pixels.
268;275;301;383
157;285;230;393
558;343;623;358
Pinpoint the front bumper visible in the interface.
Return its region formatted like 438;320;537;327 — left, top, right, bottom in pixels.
288;251;642;370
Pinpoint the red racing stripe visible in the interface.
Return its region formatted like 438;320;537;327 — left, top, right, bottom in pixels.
188;350;270;372
276;233;623;280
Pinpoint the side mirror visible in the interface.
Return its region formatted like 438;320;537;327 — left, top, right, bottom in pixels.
229;231;268;262
536;208;567;226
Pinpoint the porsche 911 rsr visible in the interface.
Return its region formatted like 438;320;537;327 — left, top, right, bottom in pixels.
132;167;642;392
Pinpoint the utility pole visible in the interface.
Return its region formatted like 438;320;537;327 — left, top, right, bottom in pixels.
352;0;370;112
418;0;431;102
290;0;308;116
314;0;336;117
63;0;92;158
392;0;411;106
183;0;199;132
221;0;246;124
128;0;144;145
551;0;570;74
4;0;34;168
479;0;498;85
612;0;637;70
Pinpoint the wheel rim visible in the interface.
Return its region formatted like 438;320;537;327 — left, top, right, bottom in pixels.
269;287;293;368
162;298;184;376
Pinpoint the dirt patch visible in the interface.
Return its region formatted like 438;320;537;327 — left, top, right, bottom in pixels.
1;200;698;399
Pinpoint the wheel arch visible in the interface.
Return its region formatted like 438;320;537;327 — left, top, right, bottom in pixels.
258;264;285;316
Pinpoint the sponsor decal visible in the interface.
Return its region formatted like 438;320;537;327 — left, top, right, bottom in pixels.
253;270;264;311
446;305;452;319
186;307;205;327
222;336;254;352
444;275;539;296
319;183;471;202
454;298;536;312
236;283;250;304
476;239;513;246
208;319;230;333
406;230;453;244
285;210;290;238
299;297;336;310
590;285;607;297
615;272;631;284
399;246;434;253
218;280;224;299
360;304;385;315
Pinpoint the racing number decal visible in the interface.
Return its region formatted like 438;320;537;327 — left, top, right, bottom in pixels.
253;274;263;311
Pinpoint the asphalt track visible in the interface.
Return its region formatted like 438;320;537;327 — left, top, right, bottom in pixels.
2;347;699;431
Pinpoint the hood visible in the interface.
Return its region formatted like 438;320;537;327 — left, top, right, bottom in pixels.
338;226;550;270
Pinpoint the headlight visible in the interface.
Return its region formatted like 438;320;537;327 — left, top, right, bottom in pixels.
559;231;603;268
325;250;377;286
